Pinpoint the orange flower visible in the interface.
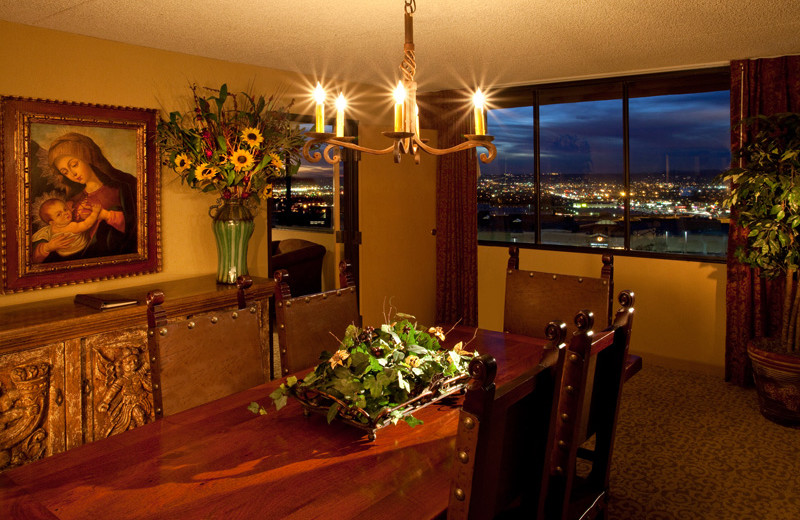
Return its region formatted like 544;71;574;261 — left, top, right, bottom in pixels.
405;355;421;368
427;326;446;342
328;349;350;368
452;341;471;356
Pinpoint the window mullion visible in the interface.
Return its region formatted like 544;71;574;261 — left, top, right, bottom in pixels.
623;83;631;251
533;89;541;245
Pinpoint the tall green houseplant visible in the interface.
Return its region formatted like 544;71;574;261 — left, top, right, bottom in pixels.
720;113;800;352
719;112;800;423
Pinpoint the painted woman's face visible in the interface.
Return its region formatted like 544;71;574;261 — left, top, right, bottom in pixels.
54;155;94;185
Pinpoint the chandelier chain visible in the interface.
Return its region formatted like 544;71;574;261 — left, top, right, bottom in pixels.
405;0;416;14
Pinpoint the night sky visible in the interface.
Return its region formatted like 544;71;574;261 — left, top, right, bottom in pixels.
481;90;731;177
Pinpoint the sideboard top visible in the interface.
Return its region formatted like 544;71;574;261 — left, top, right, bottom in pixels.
0;275;274;352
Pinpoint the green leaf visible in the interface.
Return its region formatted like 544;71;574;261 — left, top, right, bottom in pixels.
397;371;411;392
449;351;461;365
403;415;424;428
363;374;384;398
270;389;288;411
368;356;384;372
407;344;428;355
350;351;370;374
247;401;261;414
332;377;361;397
326;402;341;424
286;375;298;387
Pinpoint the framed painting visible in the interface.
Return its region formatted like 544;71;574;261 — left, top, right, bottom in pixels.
1;96;161;293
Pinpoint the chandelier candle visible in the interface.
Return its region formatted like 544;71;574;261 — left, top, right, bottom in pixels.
393;81;406;132
473;89;486;136
335;94;346;137
314;83;326;133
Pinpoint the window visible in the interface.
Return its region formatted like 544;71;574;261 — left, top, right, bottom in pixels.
272;121;345;231
478;68;730;260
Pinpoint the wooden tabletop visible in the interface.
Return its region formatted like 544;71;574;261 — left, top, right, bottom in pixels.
0;326;549;520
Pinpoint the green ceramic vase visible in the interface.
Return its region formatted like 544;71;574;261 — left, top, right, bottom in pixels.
210;199;255;284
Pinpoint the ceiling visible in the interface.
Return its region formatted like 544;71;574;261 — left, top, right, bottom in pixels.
2;0;800;92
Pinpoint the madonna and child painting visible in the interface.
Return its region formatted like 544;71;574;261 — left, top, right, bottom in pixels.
30;129;139;264
0;96;159;293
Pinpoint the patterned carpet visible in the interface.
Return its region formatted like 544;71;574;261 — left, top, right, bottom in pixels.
607;364;800;519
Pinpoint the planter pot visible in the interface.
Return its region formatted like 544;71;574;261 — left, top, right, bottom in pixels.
747;340;800;426
209;199;255;284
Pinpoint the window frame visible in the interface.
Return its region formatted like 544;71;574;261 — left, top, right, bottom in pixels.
478;67;730;263
271;114;357;234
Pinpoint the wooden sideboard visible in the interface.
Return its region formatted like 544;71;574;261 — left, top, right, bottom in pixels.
0;275;273;472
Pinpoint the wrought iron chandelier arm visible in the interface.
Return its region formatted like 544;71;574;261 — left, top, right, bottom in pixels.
302;133;396;164
413;135;497;164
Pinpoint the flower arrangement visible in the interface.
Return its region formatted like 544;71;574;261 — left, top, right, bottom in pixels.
157;83;306;206
250;314;477;438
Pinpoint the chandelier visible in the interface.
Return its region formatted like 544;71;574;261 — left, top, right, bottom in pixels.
302;0;497;165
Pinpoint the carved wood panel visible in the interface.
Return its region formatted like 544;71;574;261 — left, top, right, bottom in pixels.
83;327;153;443
0;344;66;471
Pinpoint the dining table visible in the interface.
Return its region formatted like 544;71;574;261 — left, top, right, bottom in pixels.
0;326;551;520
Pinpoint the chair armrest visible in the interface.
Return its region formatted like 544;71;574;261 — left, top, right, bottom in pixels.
271;244;326;270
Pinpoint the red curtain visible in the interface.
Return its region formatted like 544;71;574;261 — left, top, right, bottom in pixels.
726;56;800;385
418;91;479;326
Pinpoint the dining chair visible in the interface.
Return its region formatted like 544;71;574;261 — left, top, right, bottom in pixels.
146;275;268;418
503;246;614;339
541;290;635;520
273;261;361;376
504;247;641;382
447;321;568;520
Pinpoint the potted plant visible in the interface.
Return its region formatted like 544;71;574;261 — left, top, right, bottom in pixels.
157;84;305;283
718;112;800;425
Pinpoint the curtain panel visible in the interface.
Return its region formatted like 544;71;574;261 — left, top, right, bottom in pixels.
726;56;800;385
418;91;478;326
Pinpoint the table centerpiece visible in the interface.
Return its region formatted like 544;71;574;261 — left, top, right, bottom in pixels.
251;313;477;440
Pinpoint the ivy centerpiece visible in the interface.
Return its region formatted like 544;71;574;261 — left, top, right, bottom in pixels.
252;314;476;440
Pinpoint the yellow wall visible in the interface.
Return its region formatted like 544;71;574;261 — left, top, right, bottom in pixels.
358;125;438;326
478;246;727;374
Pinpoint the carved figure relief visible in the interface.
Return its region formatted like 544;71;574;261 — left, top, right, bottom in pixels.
95;347;152;437
0;363;51;470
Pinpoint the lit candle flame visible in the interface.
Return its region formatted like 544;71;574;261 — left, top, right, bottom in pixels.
313;82;326;104
393;81;406;104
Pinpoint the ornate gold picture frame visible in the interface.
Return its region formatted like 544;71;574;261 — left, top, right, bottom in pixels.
1;96;161;293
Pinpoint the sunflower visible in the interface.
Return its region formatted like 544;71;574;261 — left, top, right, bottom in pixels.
241;127;264;147
260;184;274;199
194;163;218;181
230;149;255;171
269;153;284;170
174;153;192;173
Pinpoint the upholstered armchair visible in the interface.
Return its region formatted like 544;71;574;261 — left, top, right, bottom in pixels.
269;238;327;297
